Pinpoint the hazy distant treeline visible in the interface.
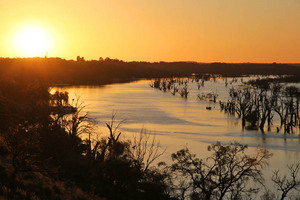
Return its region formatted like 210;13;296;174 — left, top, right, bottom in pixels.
0;57;299;85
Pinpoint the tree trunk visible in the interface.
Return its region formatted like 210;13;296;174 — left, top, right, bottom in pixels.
242;116;246;127
260;116;266;133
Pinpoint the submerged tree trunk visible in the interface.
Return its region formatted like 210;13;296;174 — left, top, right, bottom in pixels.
260;116;267;133
242;116;246;127
267;111;272;131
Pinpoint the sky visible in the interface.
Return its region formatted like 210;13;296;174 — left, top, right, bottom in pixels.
0;0;300;63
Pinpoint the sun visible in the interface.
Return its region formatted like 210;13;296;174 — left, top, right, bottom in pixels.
14;25;53;57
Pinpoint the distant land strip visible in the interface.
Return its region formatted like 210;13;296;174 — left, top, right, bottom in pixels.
0;57;299;85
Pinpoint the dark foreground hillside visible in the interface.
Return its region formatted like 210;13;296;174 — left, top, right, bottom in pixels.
0;57;299;85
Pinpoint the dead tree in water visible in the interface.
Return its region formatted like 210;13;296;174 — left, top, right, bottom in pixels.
273;86;300;134
229;87;253;128
171;85;178;95
178;84;189;98
283;86;300;134
255;89;275;132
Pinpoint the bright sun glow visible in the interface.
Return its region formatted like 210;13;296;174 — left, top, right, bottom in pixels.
14;25;53;57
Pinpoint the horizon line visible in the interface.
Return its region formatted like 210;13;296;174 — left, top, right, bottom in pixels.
0;56;299;65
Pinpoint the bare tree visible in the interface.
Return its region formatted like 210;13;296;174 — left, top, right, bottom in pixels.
178;84;189;98
91;113;126;162
229;87;254;127
64;96;95;137
131;129;166;172
256;90;275;132
171;85;178;95
272;163;300;200
57;95;97;161
170;142;272;200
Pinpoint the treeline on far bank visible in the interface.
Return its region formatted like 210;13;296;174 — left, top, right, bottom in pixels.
0;57;300;85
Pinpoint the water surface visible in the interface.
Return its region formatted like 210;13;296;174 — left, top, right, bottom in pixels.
53;79;300;184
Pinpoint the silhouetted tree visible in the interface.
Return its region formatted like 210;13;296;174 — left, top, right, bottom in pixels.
229;87;253;127
131;129;166;172
272;163;300;200
170;142;272;200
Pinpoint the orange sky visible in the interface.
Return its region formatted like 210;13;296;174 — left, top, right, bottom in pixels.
1;0;299;63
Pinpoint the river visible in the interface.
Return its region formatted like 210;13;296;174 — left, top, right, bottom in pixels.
52;78;300;194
